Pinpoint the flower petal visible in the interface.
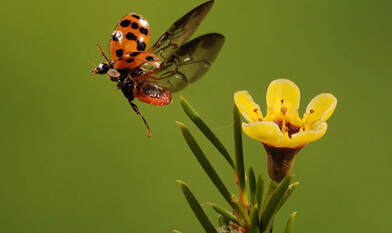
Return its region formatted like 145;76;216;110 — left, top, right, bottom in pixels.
291;122;328;147
242;121;283;146
306;93;337;127
265;79;300;121
234;90;264;122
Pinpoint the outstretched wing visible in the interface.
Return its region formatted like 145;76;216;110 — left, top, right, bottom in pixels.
140;33;225;93
147;0;215;61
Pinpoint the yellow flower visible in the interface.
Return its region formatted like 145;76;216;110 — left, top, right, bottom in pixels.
234;79;337;182
234;79;337;149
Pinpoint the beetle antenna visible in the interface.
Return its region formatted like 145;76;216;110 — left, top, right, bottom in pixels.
96;44;111;62
89;60;97;67
89;60;99;76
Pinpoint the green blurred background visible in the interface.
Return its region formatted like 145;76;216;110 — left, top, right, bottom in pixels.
1;0;391;232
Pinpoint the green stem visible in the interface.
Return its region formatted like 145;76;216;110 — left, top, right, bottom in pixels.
233;103;247;206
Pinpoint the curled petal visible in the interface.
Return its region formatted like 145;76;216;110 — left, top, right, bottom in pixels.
266;79;300;121
291;122;328;147
234;91;264;122
306;93;337;127
242;121;283;146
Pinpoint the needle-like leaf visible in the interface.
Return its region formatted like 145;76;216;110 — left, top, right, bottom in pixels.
255;173;264;214
177;121;246;221
276;182;299;213
233;103;247;204
248;165;256;209
177;181;217;233
284;211;297;233
250;205;260;233
210;203;244;228
231;194;251;230
260;175;293;232
177;122;232;203
180;96;235;170
218;214;231;232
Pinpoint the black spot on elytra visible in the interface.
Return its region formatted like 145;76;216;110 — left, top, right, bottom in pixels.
126;58;135;63
131;14;141;20
129;52;140;57
146;56;156;62
111;33;119;41
116;49;123;58
120;19;131;27
137;41;146;51
139;27;148;35
125;32;137;41
131;22;139;29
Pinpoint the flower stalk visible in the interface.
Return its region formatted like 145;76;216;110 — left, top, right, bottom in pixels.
234;103;248;208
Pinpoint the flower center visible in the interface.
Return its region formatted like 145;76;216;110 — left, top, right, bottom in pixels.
274;121;301;139
274;99;301;139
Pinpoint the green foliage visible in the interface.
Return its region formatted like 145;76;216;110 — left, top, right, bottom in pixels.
233;104;247;205
180;96;235;170
260;175;293;232
284;212;297;233
176;96;298;232
177;181;217;233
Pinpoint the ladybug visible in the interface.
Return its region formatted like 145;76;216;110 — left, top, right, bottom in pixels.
90;0;225;137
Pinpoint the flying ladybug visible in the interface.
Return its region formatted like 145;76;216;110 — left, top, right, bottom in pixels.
90;0;225;137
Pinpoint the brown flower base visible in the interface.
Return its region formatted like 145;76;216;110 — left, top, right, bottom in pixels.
263;144;302;182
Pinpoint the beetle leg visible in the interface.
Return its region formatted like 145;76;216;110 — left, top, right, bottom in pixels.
129;101;151;138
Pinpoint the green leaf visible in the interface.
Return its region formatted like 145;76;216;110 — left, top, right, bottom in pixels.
255;173;264;215
177;122;232;204
218;214;231;232
177;181;217;233
248;165;256;210
231;194;251;230
260;175;294;232
266;218;274;233
177;122;250;223
284;212;297;233
233;103;247;201
250;205;260;233
210;203;244;228
180;96;235;170
276;182;299;213
262;178;279;212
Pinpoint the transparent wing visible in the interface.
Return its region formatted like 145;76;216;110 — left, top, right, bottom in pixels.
147;0;214;61
140;33;225;93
